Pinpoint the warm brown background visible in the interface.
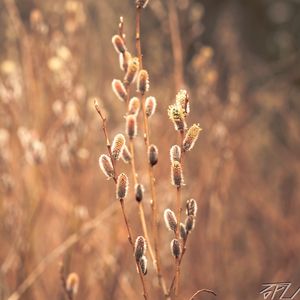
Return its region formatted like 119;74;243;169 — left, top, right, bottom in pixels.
1;0;300;299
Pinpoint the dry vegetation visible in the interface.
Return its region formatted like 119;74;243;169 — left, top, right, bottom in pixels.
1;0;300;300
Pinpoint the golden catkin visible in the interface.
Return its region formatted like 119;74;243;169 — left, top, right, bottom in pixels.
111;134;126;160
148;144;158;166
137;69;149;95
134;236;147;261
112;34;126;54
170;239;181;258
186;199;198;217
168;104;186;131
119;51;132;72
128;96;140;115
124;57;139;86
66;273;79;295
99;154;114;179
116;173;129;199
136;0;149;9
170;145;181;163
164;208;177;233
135;183;144;202
145;96;156;118
139;256;148;275
176;89;190;115
171;160;184;187
126;115;137;139
121;145;132;163
112;79;127;102
183;124;202;151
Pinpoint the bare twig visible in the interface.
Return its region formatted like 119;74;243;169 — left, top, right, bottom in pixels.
188;289;217;300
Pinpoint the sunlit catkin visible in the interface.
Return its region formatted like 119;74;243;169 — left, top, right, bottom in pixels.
137;69;149;95
185;215;195;232
116;173;129;199
135;183;144;202
168;104;186;131
145;96;156;118
112;79;127;102
170;145;181;163
171;161;184;187
66;272;79;295
134;236;147;261
186;199;198;217
139;256;148;275
121;145;132;163
176;89;190;115
183;124;202;151
170;239;181;259
112;35;126;54
119;51;131;72
148;144;158;166
180;223;187;240
126;115;137;139
164;208;177;233
111;134;126;160
136;0;149;9
99;154;114;179
128;97;140;115
124;57;139;86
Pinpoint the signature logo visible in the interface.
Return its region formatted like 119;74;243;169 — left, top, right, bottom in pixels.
260;283;300;299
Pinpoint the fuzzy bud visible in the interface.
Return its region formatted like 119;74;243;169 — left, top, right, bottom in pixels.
112;79;127;102
119;51;132;72
135;183;144;202
183;124;202;151
111;134;126;160
137;69;149;95
112;35;126;54
124;57;139;86
170;145;181;163
99;154;114;179
148;144;158;166
121;145;132;163
145;96;157;118
176;89;190;115
128;97;140;115
185;215;195;232
134;236;147;261
116;173;129;199
171;161;184;187
186;199;198;217
66;273;79;295
136;0;149;8
164;208;177;233
170;239;181;258
126;115;137;139
180;223;187;240
139;256;147;275
168;104;187;131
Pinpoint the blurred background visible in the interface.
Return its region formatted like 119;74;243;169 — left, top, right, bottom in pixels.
1;0;300;299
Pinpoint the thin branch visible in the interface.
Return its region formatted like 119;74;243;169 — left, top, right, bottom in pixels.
188;289;217;300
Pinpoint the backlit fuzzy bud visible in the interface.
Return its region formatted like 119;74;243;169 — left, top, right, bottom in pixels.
116;173;129;199
137;69;149;95
171;161;184;187
180;223;187;240
139;256;148;275
183;124;202;151
112;79;127;102
170;145;181;163
186;199;197;217
170;239;181;258
185;215;195;232
121;145;132;163
66;273;79;295
128;97;140;115
111;134;126;160
145;96;157;118
136;0;149;8
126;115;137;139
148;144;158;166
164;208;177;233
168;104;187;131
112;35;126;54
135;183;144;202
124;57;139;86
134;236;147;261
176;89;190;115
99;154;114;179
119;51;132;72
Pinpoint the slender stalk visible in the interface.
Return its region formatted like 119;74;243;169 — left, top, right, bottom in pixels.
136;6;169;298
189;289;217;300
